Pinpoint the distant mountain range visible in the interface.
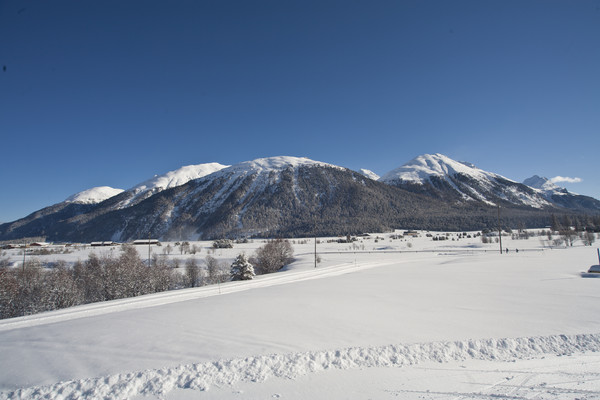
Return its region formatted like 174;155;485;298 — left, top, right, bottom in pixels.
380;154;600;213
1;154;599;242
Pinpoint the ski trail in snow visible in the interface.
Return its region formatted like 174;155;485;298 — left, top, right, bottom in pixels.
3;333;599;400
0;257;402;332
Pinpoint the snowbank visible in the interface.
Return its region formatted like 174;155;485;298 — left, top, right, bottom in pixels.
3;333;598;399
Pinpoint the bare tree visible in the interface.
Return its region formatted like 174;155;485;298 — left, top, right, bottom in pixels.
205;255;218;284
581;231;596;246
205;255;228;284
0;267;20;318
252;239;294;274
185;258;201;287
43;262;83;310
180;241;190;255
560;228;577;247
0;252;10;269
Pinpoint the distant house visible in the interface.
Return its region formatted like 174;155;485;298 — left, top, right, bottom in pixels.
91;241;116;247
132;239;160;245
403;230;419;237
29;242;50;247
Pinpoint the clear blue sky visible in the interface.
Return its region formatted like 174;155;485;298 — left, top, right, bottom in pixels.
1;0;599;222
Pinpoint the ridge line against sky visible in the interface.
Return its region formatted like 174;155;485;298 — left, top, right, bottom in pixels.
1;0;599;222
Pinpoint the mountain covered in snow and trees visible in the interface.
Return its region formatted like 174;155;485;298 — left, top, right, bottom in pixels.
381;153;548;208
1;154;599;243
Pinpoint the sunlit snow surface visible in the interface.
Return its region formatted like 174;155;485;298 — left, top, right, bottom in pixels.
117;162;229;209
1;231;599;399
64;186;124;204
379;153;504;184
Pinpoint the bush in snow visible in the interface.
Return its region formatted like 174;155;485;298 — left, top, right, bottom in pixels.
230;253;255;281
213;239;234;249
251;239;294;274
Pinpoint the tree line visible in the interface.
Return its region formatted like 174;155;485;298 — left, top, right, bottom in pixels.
0;240;294;320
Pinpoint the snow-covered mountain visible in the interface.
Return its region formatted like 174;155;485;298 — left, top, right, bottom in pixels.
0;162;228;242
64;186;124;204
380;153;491;184
4;156;472;242
380;153;551;209
76;156;442;242
111;162;229;209
2;154;599;243
523;175;600;212
359;169;380;181
523;175;567;195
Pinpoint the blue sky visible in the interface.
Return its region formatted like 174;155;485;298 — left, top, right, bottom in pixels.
1;0;599;222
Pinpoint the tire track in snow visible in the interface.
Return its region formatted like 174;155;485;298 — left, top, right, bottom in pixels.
3;333;600;400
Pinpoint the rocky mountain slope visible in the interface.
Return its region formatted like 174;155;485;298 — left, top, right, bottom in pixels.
1;155;598;242
523;175;600;212
380;153;551;209
46;157;459;242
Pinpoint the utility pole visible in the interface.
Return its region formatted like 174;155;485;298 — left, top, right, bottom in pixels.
314;234;317;268
22;241;26;274
148;232;151;266
313;212;318;268
497;205;503;254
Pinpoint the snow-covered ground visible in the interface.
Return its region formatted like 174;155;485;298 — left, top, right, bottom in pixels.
1;231;599;399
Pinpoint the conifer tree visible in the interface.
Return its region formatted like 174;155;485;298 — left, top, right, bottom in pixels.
230;253;255;281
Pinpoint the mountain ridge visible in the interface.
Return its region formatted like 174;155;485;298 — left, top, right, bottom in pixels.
1;154;598;242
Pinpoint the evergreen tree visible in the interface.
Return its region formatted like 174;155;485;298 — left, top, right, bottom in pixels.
230;253;255;281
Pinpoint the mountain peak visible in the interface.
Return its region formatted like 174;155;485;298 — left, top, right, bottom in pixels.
359;169;380;181
523;175;570;198
130;162;228;194
112;162;229;210
380;153;501;184
65;186;124;204
523;175;561;191
380;153;552;209
229;156;338;173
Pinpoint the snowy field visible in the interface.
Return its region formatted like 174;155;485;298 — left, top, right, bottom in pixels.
1;230;600;399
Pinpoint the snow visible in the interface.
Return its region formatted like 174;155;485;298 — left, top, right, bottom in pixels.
524;175;570;198
379;153;506;184
130;163;228;195
359;168;380;181
379;153;554;209
118;163;228;208
223;156;341;175
180;156;343;217
1;231;600;399
64;186;124;204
